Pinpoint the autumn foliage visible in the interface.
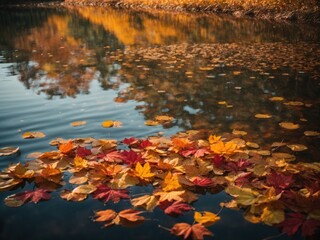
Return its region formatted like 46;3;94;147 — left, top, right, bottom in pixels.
1;131;320;239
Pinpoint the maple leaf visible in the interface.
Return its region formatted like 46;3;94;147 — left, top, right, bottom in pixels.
212;155;225;168
94;208;144;228
99;150;125;163
139;139;152;149
122;150;144;166
266;171;293;190
123;137;139;146
59;140;73;154
171;137;195;153
10;163;34;179
158;200;192;216
76;146;92;157
278;213;320;237
134;162;155;181
154;190;185;202
208;135;221;144
170;223;213;240
40;166;63;184
131;194;158;211
162;172;182;192
92;185;130;203
210;140;237;156
5;189;51;207
74;155;88;170
194;211;221;226
192;177;215;188
224;159;251;172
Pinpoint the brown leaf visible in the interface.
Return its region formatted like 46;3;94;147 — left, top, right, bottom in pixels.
279;122;300;130
71;121;87;127
170;223;213;240
22;131;45;139
0;147;20;156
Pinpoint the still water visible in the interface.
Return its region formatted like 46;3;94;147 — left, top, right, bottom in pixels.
0;6;319;240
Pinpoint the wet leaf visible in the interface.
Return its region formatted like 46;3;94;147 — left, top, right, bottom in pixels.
162;172;182;192
101;120;114;128
284;101;304;106
154;115;174;122
160;201;193;216
279;122;300;130
0;147;20;156
5;189;50;207
131;195;158;211
22;131;45;139
194;211;220;226
92;185;130;203
144;120;160;126
71;121;86;127
287;144;308;152
269;97;284;101
59;140;73;154
135;162;155;181
255;114;272;119
170;223;213;240
304;131;320;137
246;142;259;149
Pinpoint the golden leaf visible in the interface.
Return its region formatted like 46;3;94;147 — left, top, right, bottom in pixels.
260;206;285;226
22;131;46;139
154;190;185;202
154;115;174;122
225;185;259;206
101;120;114;128
287;144;308;152
255;114;272;119
279;122;300;130
194;211;220;226
304;131;320;137
134;162;155;181
162;172;182;192
131;195;158;211
232;129;247;136
269;97;284;102
71;121;87;127
208;135;221;144
246;142;260;149
284;101;304;106
210;141;237;156
144;120;160;126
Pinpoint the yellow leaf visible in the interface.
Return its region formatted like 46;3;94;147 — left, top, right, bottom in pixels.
260;206;285;226
131;195;158;211
255;114;272;119
225;185;259;206
101;120;114;128
154;190;185;202
208;135;221;144
194;211;220;226
269;97;284;101
232;129;247;136
154;115;174;122
71;121;87;127
144;120;160;126
74;156;88;170
284;101;304;106
279;122;300;130
210;141;237;156
162;172;182;192
246;142;260;149
22;131;46;139
135;162;155;181
287;144;308;152
304;131;320;137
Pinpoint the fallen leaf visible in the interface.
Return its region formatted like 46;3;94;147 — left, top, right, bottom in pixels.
101;120;114;128
0;147;20;156
144;120;160;126
22;131;45;139
4;189;50;207
59;140;73;154
304;131;320;137
269;97;284;101
162;172;182;191
255;114;272;119
135;162;155;181
194;211;220;226
92;185;130;203
279;122;300;130
170;223;213;240
131;195;158;211
287;144;308;152
71;121;86;127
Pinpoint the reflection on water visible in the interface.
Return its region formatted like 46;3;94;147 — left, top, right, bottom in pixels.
0;6;319;240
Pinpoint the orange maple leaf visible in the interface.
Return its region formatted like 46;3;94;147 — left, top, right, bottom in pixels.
210;140;237;156
59;141;73;154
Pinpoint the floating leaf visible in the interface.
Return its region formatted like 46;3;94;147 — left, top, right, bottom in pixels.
269;97;284;101
272;152;296;161
194;211;220;226
284;101;304;106
22;131;45;139
304;131;320;137
131;195;158;212
71;121;86;127
162;172;182;192
154;115;174;122
0;147;19;156
59;140;73;154
144;120;160;126
279;122;300;130
134;162;155;181
92;185;129;203
5;189;50;207
170;223;213;240
287;144;308;152
101;120;114;128
255;114;272;119
246;142;259;149
232;129;247;136
159;201;193;216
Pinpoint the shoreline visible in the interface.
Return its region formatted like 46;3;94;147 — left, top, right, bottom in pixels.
1;0;320;24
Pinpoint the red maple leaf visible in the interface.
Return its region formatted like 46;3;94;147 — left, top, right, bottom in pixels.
266;171;293;190
77;146;92;158
212;155;225;168
98;150;125;163
278;213;320;237
92;185;130;203
122;150;144;166
192;177;216;188
158;200;192;216
139;139;152;149
123;137;139;146
5;189;51;207
224;159;251;172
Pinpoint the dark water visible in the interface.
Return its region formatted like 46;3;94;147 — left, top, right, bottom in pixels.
0;6;320;240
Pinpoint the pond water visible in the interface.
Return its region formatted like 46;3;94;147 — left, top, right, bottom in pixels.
0;6;320;240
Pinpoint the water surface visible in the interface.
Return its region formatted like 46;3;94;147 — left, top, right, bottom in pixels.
0;6;319;240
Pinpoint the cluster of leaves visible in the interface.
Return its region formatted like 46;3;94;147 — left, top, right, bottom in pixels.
1;130;320;239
